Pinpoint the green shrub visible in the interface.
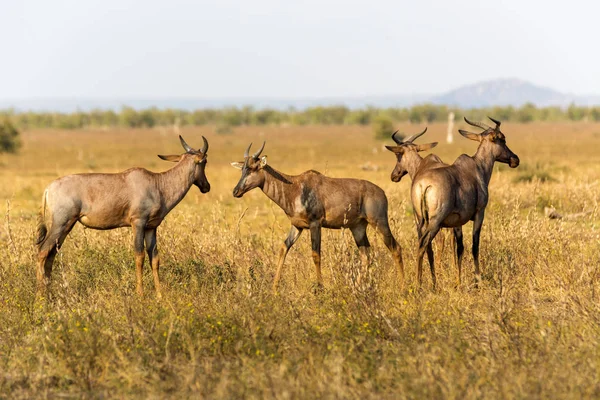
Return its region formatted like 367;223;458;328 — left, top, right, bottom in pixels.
372;114;397;141
0;120;21;153
516;103;537;123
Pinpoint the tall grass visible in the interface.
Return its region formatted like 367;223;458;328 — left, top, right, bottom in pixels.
0;123;599;397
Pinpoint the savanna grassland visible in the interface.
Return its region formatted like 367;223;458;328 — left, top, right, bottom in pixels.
0;122;599;398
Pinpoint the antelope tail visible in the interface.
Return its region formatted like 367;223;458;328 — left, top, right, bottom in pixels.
35;190;48;247
418;185;431;227
417;185;432;249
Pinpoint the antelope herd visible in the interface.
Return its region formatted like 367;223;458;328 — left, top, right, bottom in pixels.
36;117;519;297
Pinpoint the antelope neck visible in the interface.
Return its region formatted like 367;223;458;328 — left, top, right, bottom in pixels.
403;151;426;180
472;144;496;186
260;166;298;214
157;156;196;211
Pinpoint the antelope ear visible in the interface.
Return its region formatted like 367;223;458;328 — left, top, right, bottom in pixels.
385;145;404;154
194;154;207;164
415;142;438;152
458;130;482;142
489;131;505;142
259;155;268;168
158;154;181;162
230;162;244;170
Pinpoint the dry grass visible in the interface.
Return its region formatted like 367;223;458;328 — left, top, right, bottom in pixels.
1;122;599;398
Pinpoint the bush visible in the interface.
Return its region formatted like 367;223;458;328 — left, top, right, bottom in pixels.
345;109;372;125
516;103;537;123
567;103;587;121
0;120;21;153
372;114;396;141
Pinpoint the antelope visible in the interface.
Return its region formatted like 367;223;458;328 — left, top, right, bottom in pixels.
231;142;405;291
385;127;448;279
35;135;210;298
411;117;519;288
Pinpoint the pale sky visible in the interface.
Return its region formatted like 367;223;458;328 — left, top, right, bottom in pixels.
1;0;598;99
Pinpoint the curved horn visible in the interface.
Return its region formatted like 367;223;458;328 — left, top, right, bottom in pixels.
404;127;428;143
179;135;194;152
464;117;491;131
244;143;252;158
391;130;403;144
252;141;266;159
200;136;208;153
488;116;501;128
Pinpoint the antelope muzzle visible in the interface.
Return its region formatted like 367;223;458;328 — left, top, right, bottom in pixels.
199;181;211;193
233;183;246;198
391;169;408;183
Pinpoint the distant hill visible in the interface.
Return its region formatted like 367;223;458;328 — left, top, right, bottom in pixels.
1;79;598;112
431;78;577;108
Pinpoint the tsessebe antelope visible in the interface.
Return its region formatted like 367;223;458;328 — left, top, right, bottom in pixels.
411;117;519;288
36;135;210;298
385;127;449;279
231;142;405;291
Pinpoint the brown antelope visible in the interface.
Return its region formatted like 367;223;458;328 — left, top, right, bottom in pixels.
385;128;448;279
411;117;519;288
231;142;405;291
35;136;210;298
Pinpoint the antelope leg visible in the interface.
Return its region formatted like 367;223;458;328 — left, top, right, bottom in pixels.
132;223;146;296
375;220;405;289
309;223;323;287
453;227;464;287
472;210;486;287
350;221;371;266
272;226;303;292
145;228;161;299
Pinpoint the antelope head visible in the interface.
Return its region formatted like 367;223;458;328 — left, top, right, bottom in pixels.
158;135;211;193
231;141;267;198
385;128;438;182
459;117;520;168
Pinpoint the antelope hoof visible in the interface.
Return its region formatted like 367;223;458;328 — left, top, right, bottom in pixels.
398;280;406;292
311;282;324;295
271;282;281;295
36;284;47;296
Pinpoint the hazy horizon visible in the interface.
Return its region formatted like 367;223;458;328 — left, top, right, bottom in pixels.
2;0;599;101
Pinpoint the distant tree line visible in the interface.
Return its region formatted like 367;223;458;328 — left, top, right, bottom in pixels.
1;103;600;130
